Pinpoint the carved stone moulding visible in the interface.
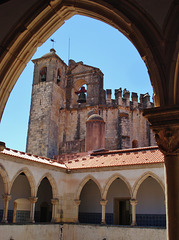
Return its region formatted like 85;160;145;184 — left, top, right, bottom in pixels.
143;105;179;155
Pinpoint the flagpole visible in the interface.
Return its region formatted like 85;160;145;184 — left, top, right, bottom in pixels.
68;38;70;64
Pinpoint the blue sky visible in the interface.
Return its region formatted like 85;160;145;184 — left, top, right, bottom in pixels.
0;15;153;152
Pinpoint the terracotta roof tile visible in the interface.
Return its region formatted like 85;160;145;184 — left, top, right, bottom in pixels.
1;148;67;169
63;146;164;170
0;146;164;171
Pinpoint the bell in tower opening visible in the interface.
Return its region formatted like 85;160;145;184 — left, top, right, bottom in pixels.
75;86;87;103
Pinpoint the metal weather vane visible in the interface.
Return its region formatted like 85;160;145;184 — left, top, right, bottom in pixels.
50;38;55;49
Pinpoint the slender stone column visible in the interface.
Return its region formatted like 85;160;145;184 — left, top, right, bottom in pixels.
130;199;138;226
2;194;11;223
51;198;59;222
100;200;108;224
74;199;81;223
12;202;17;223
29;197;38;223
143;105;179;240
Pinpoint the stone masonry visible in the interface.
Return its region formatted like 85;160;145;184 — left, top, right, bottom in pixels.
26;49;156;158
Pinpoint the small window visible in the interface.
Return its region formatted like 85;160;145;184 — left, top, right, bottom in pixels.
40;67;47;82
57;68;61;84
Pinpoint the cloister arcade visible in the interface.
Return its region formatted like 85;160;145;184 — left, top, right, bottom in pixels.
0;158;166;227
0;1;178;239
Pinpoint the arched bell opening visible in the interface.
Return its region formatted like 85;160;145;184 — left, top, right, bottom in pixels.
40;67;47;82
75;85;87;104
71;78;87;107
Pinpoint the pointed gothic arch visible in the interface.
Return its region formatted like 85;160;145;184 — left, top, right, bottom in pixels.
102;173;132;200
36;173;58;199
0;164;10;194
76;175;102;200
9;168;36;197
0;1;178;120
132;171;165;199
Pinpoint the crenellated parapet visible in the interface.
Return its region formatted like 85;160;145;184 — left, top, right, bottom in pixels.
105;88;154;109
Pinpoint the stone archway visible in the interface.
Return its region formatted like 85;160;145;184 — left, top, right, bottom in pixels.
0;164;10;195
132;171;165;200
135;175;166;227
0;1;178;121
10;171;32;223
78;179;102;224
102;173;132;200
76;175;102;201
10;168;36;198
0;1;178;238
36;172;58;199
35;177;53;222
103;174;132;225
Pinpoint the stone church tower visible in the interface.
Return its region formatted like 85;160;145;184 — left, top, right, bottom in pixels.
26;49;156;158
26;49;67;158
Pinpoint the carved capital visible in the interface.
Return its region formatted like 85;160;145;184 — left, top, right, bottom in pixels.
74;199;81;206
51;198;59;205
29;197;38;204
130;199;138;206
2;194;11;201
143;105;179;155
100;200;108;206
154;127;179;154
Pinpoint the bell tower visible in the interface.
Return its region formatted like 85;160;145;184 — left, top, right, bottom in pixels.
26;49;67;158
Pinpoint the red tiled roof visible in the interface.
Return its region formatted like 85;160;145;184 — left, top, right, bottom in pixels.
1;148;67;169
60;146;164;170
0;146;164;171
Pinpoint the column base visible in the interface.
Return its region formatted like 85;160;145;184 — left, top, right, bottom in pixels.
131;222;137;226
1;219;8;223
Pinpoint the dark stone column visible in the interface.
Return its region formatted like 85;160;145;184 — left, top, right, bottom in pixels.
143;105;179;240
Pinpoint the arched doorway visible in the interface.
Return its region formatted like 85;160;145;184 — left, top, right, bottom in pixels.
79;179;101;224
10;172;31;223
35;177;53;222
106;177;131;225
136;176;166;227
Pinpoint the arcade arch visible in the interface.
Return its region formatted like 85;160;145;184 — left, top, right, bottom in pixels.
76;175;102;200
10;172;31;223
0;0;178;121
105;176;132;225
0;1;178;238
102;174;132;200
133;172;165;199
36;173;58;199
35;177;53;222
0;174;4;221
0;164;9;195
10;168;36;197
78;179;102;224
136;176;166;227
